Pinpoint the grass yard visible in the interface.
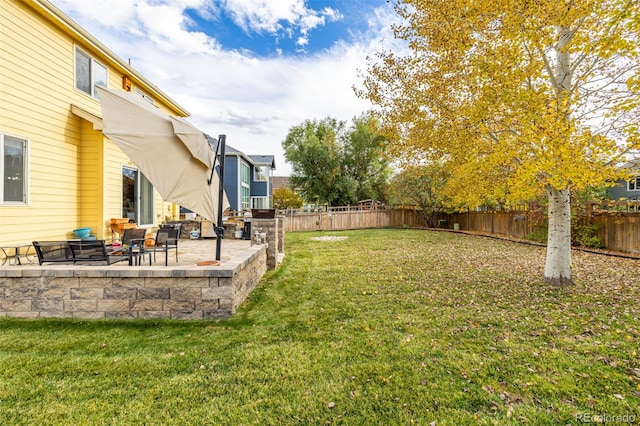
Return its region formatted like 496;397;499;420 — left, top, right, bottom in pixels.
1;229;639;425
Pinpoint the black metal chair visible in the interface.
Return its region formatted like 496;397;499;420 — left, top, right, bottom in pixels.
145;224;181;266
110;228;149;265
67;240;130;265
32;241;73;265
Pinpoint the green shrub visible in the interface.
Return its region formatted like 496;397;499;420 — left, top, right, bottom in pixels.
524;224;548;244
572;223;603;249
525;222;603;249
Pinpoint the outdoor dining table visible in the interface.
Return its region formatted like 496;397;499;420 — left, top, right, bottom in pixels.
0;243;34;266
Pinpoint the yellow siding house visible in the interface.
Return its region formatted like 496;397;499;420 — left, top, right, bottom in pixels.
0;0;189;245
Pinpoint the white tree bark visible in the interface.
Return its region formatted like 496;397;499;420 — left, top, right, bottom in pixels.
544;185;574;285
542;24;575;285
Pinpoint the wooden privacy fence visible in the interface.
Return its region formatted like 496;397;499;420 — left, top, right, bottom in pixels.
278;207;640;254
280;208;424;232
589;213;640;254
446;211;533;239
447;210;640;254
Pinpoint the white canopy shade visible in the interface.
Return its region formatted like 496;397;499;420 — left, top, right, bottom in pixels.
97;86;228;222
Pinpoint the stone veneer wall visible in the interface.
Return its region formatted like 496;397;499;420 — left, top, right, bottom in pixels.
0;245;266;320
250;218;284;269
277;215;285;254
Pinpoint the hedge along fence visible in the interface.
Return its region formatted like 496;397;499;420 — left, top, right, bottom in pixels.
279;207;640;255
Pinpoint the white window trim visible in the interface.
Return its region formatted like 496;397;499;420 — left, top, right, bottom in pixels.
628;177;640;191
251;196;270;209
121;165;155;226
74;45;108;98
253;165;268;182
240;161;251;185
0;133;29;205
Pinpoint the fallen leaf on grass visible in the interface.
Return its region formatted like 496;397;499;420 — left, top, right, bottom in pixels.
506;405;514;418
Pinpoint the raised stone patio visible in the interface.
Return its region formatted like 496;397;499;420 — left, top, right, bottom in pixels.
0;238;270;319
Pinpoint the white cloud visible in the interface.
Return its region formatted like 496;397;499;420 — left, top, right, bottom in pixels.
55;0;220;54
137;3;220;53
224;0;342;42
322;7;343;22
225;0;306;33
51;0;400;175
298;13;325;35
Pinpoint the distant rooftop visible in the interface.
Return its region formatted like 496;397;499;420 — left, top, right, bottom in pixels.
205;135;275;169
272;176;291;190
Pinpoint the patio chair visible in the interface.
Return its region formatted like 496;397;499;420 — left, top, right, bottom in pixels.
32;241;73;265
145;224;181;266
68;240;130;265
110;227;149;265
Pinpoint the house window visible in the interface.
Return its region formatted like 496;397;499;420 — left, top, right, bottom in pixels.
241;161;251;210
254;165;268;181
134;87;155;105
75;46;107;97
1;134;28;204
628;177;640;191
251;197;269;209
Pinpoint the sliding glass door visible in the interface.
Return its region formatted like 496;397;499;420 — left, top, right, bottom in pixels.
122;166;154;225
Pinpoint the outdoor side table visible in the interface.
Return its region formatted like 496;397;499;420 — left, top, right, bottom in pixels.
0;243;34;266
107;242;146;266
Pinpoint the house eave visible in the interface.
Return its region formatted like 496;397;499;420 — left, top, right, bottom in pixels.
70;104;103;130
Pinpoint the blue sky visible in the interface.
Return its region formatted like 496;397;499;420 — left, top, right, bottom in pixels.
185;0;385;56
52;0;402;175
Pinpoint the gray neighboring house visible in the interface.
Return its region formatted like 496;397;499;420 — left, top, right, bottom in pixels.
607;161;640;200
608;178;640;201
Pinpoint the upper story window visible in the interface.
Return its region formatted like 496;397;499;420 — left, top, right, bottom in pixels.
254;165;268;182
135;88;155;105
628;177;640;191
75;46;107;98
1;134;28;204
241;161;250;187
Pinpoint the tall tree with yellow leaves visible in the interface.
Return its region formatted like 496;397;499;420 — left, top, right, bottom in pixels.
358;0;640;284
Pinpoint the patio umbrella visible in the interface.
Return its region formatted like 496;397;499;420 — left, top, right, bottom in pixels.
96;86;228;223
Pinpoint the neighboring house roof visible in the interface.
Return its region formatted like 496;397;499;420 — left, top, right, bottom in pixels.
205;134;221;153
222;145;276;169
223;144;242;155
208;139;276;170
272;176;291;190
33;0;189;117
248;155;276;169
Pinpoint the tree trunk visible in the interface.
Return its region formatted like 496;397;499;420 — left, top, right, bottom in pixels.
544;185;574;285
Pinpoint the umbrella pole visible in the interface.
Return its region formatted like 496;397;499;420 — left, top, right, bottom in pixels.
215;135;226;260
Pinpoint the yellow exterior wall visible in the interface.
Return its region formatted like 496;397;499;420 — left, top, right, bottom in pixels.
0;0;185;245
78;118;103;237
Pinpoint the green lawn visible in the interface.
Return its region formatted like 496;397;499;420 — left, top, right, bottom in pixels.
1;229;639;425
